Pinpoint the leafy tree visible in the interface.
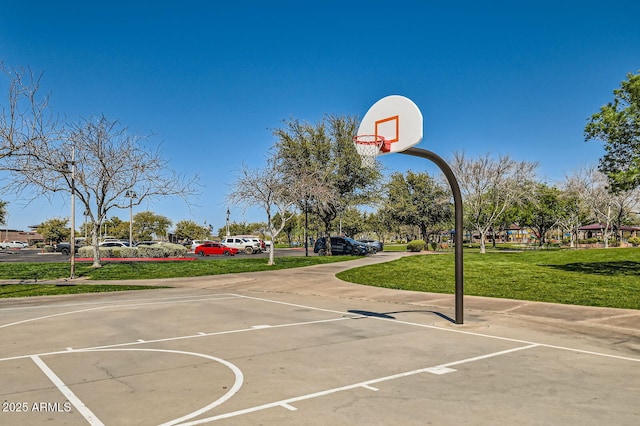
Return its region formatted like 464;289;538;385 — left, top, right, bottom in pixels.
491;203;520;247
37;218;70;243
362;211;389;242
517;183;565;247
133;210;171;241
105;216;128;240
272;211;298;246
273;115;381;254
174;220;209;242
217;221;257;238
557;176;590;248
335;207;365;238
585;71;640;192
384;170;452;241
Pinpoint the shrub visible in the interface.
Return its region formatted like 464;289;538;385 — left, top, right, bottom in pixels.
407;240;426;252
78;246;94;257
120;247;139;258
628;237;640;247
138;242;187;258
78;242;188;258
43;245;55;253
429;242;438;251
137;245;165;258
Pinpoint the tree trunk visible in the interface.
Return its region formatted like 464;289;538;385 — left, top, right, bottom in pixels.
91;222;102;268
478;229;487;254
268;237;275;265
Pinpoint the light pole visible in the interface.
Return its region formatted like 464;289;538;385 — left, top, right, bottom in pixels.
60;146;76;279
83;209;90;240
226;208;230;236
70;144;75;279
125;190;137;246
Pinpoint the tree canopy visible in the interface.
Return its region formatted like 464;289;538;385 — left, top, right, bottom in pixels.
272;115;381;236
585;71;640;192
36;217;69;243
383;170;452;241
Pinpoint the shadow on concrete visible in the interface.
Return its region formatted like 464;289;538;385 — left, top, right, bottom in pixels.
347;309;455;323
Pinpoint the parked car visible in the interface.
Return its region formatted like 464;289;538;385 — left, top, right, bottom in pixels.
99;241;130;248
313;236;370;256
0;240;28;250
194;242;239;256
236;235;267;252
190;240;213;250
136;241;160;246
54;241;82;255
358;239;384;253
220;236;262;254
0;240;28;249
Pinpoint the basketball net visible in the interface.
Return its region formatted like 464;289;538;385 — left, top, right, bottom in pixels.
353;135;386;168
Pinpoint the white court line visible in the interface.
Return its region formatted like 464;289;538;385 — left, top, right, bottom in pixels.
2;292;637;425
3;293;639;365
31;355;105;426
0;306;109;329
235;293;640;363
0;295;240;329
176;344;539;425
0;317;352;362
65;348;244;426
0;293;241;312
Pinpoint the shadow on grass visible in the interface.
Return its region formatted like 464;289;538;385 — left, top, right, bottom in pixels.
543;261;640;276
347;309;456;323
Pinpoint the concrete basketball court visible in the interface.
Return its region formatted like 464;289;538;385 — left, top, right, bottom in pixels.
1;251;639;425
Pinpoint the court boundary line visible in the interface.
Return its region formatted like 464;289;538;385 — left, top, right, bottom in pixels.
1;291;637;424
175;344;540;425
31;355;105;425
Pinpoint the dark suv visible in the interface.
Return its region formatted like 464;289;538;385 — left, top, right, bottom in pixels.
313;236;370;256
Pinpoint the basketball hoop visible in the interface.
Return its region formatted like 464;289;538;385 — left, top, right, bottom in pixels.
353;135;387;168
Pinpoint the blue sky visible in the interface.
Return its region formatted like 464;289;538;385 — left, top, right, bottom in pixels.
1;1;639;233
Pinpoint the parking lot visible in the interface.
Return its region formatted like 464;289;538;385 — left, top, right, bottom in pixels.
0;247;309;263
1;252;639;425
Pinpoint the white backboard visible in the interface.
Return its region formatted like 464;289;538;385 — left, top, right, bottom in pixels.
356;95;423;155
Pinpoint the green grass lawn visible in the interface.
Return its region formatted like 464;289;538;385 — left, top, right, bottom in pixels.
2;249;639;309
337;248;640;310
0;256;355;298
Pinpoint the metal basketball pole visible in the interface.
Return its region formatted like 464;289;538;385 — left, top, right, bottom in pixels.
402;147;464;324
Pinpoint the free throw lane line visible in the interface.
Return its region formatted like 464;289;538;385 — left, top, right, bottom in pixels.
31;355;105;426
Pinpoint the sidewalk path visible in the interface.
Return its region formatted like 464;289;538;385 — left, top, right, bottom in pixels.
51;250;640;349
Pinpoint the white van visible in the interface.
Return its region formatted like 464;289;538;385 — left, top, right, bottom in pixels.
220;236;262;254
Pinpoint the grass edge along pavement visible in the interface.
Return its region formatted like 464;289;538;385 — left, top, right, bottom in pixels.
1;249;639;309
0;256;356;298
336;248;640;310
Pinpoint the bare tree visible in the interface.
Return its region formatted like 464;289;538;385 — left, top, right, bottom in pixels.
451;152;538;253
6;115;198;267
0;64;58;163
573;166;639;248
1;64;61;221
228;158;316;265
